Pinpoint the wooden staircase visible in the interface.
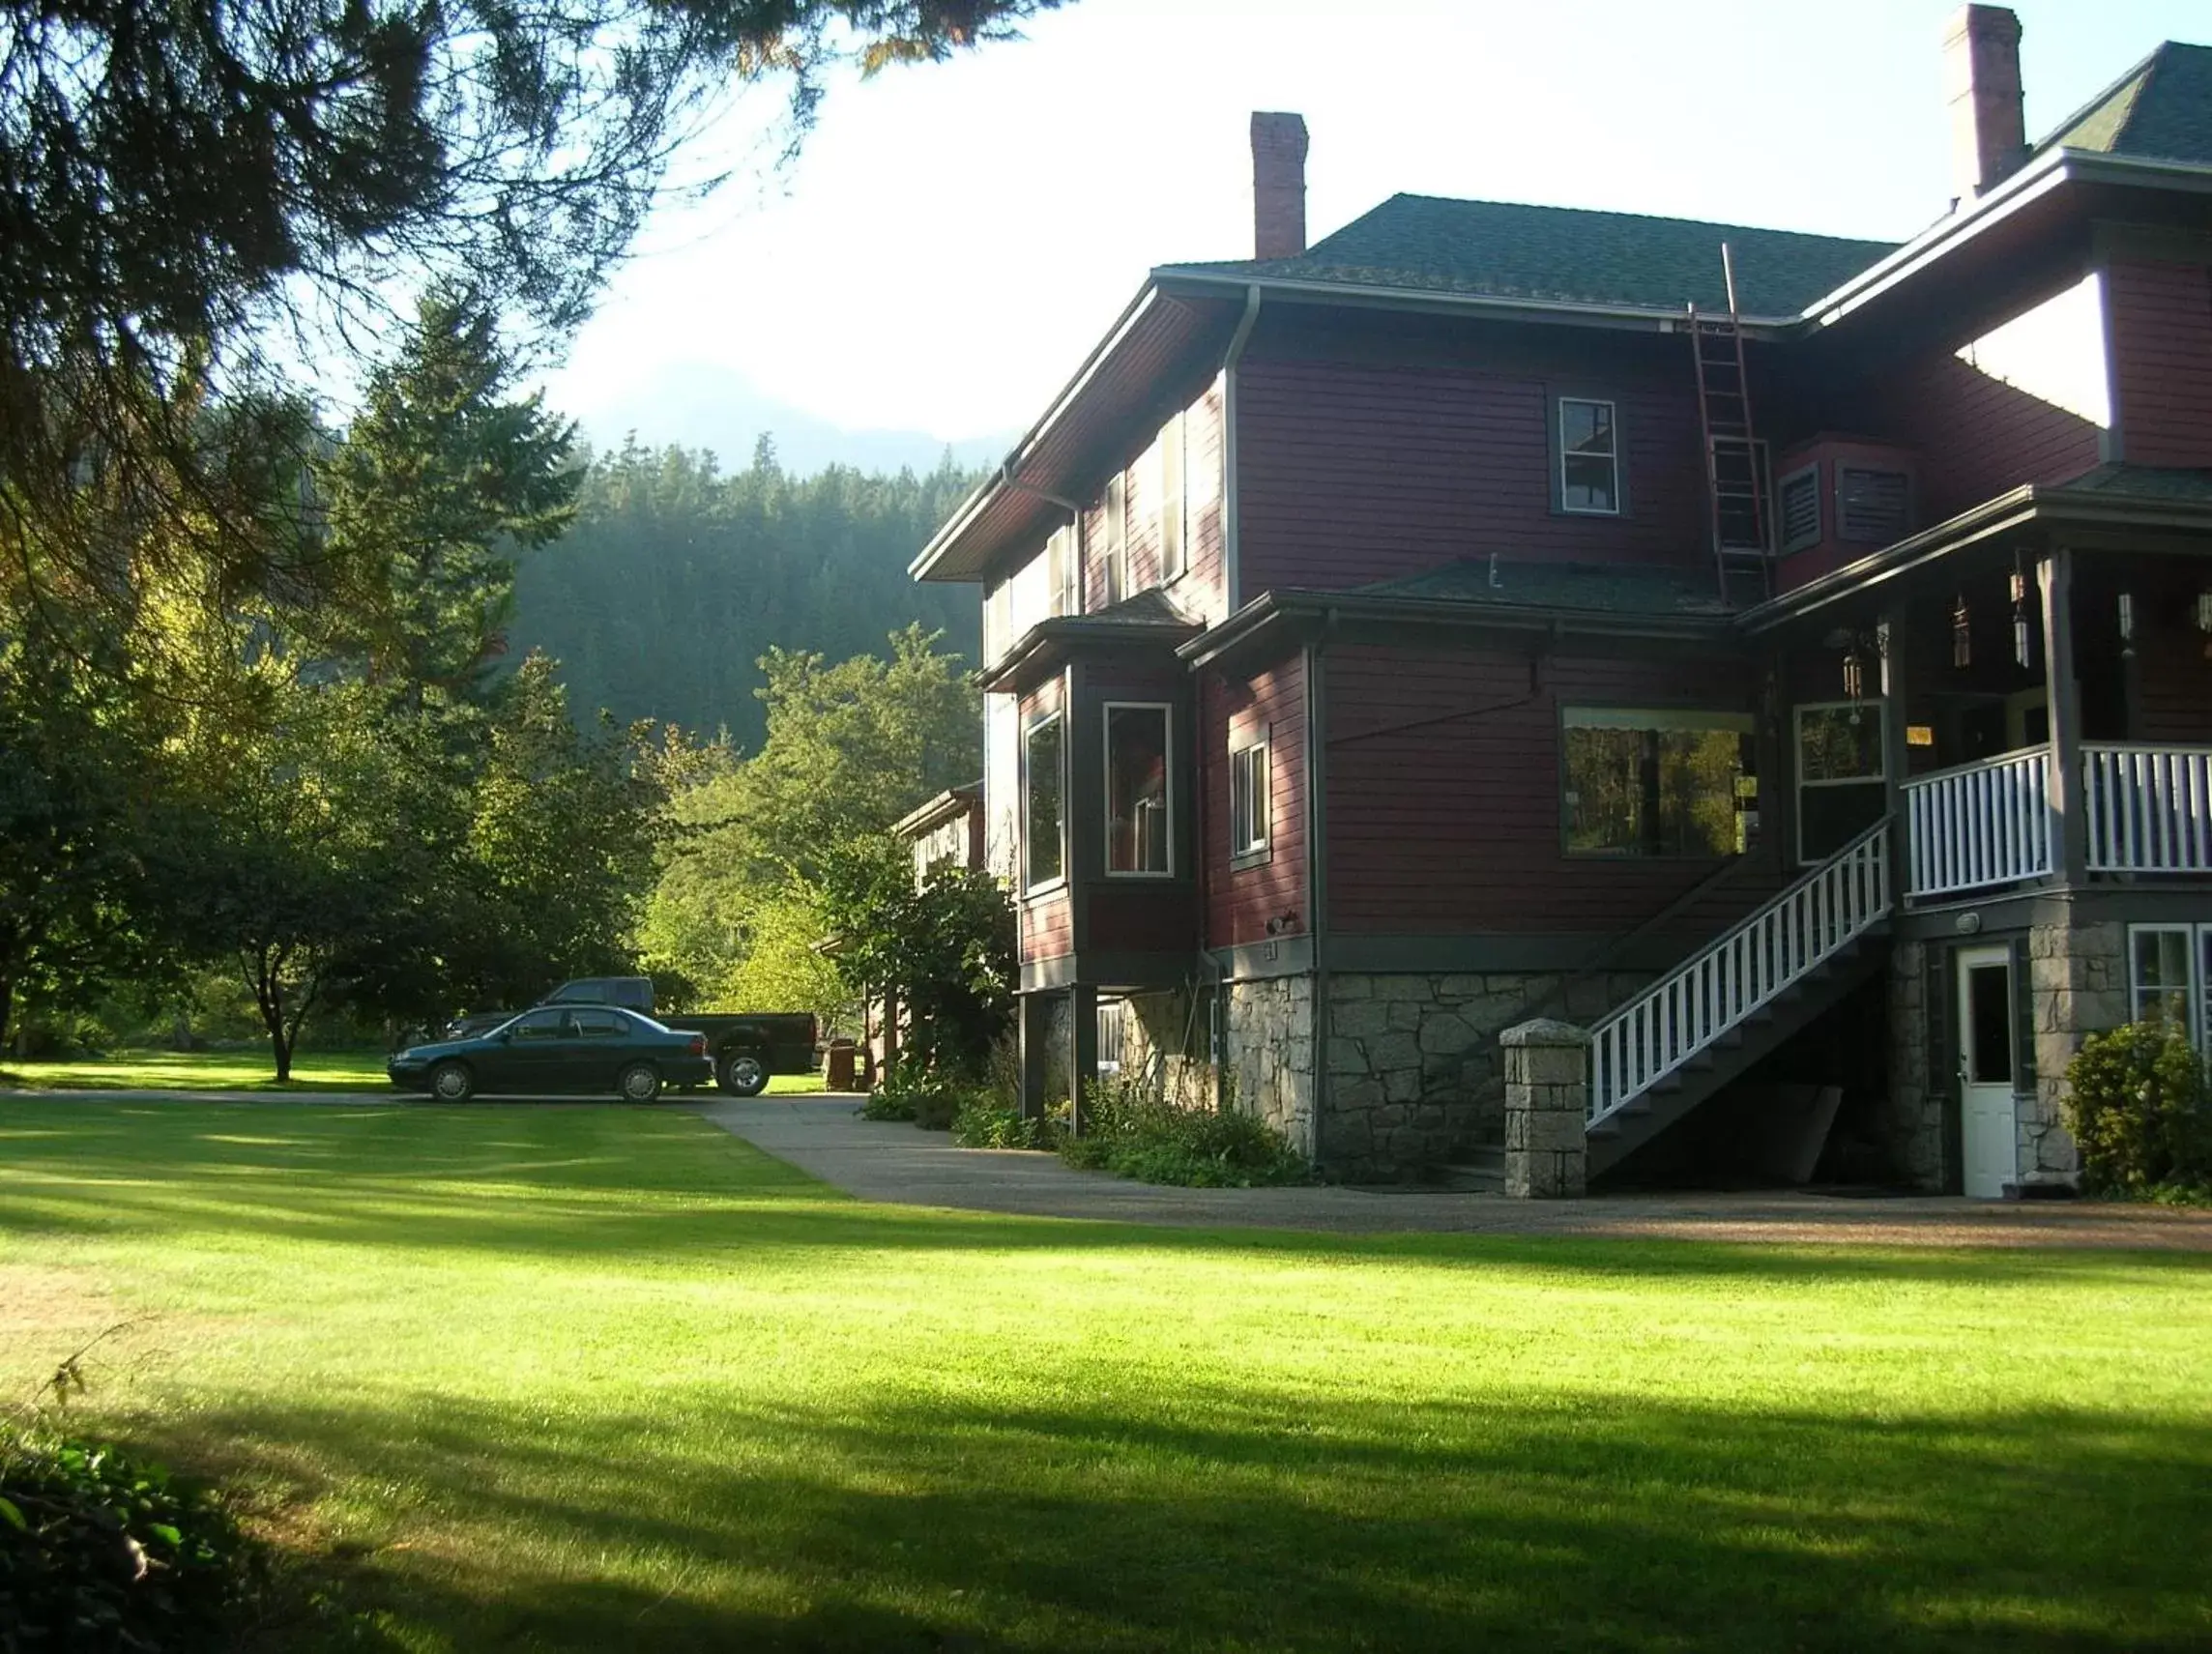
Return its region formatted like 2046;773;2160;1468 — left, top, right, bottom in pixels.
1584;823;1893;1177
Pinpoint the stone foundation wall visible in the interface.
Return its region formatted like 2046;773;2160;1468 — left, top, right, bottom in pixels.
2024;915;2123;1184
1880;939;1945;1191
1224;976;1314;1156
1319;971;1648;1180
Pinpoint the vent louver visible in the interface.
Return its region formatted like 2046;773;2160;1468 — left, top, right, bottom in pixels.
1779;468;1821;552
1837;467;1910;544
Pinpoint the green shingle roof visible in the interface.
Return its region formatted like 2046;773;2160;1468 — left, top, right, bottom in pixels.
1164;195;1897;317
2035;42;2212;166
1358;558;1756;617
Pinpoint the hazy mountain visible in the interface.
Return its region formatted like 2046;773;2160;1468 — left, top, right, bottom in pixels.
569;359;1010;478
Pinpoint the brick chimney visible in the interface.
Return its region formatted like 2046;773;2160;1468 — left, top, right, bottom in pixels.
1944;5;2026;203
1251;112;1308;260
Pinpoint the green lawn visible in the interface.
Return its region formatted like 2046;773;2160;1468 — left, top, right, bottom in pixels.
0;1048;826;1096
1;1102;2206;1652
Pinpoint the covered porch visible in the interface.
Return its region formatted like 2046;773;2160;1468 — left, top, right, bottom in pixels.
1748;470;2212;907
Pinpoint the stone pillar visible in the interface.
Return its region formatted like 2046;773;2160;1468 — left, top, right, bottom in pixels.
2026;914;2123;1184
1501;1019;1589;1199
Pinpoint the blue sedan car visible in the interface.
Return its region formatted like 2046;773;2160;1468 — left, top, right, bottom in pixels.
388;1004;714;1103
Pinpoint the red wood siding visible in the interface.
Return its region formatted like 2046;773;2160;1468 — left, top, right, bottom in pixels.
1237;355;1708;594
1844;340;2101;526
1325;644;1781;936
1204;652;1307;948
1021;891;1074;963
2108;258;2212;470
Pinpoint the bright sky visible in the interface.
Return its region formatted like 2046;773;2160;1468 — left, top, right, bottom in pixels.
542;0;2210;464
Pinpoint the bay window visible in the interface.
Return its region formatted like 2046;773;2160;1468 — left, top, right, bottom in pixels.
1105;704;1171;876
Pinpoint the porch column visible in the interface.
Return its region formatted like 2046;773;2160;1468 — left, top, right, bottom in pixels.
1069;981;1099;1135
2039;548;2088;886
1879;607;1912;888
1018;992;1054;1121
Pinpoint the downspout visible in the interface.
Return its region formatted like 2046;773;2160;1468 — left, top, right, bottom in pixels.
1305;608;1336;1165
1200;285;1265;1105
1221;284;1263;614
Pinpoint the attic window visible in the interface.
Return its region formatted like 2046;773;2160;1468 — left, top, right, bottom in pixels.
1779;466;1821;553
1837;467;1910;545
1558;398;1619;515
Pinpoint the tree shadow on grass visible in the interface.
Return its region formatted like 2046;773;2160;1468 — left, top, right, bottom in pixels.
152;1381;2212;1654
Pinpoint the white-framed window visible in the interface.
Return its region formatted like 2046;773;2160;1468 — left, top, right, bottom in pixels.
1104;703;1172;877
1159;412;1187;583
2128;924;2212;1047
1046;525;1076;618
1102;473;1128;606
1230;740;1270;861
1558;397;1619;515
1561;708;1754;858
1794;700;1887;865
1023;711;1065;891
984;575;1012;664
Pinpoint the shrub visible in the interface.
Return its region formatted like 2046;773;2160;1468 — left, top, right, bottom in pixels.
0;1429;261;1652
863;1065;972;1131
2063;1022;2212;1196
949;1096;1053;1150
1061;1071;1310;1188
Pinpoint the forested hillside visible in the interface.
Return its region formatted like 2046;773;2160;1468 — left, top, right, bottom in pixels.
510;438;985;747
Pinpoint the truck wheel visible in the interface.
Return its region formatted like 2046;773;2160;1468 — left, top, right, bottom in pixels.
617;1062;661;1104
429;1060;474;1103
719;1051;769;1097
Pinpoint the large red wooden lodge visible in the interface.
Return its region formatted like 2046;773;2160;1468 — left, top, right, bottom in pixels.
912;8;2212;1196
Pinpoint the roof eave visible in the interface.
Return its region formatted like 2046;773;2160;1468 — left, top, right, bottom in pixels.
1179;588;1734;670
1736;483;2212;633
911;280;1167;584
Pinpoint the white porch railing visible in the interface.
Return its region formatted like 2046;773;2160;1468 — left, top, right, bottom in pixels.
1901;748;2052;899
1587;822;1890;1128
2084;744;2212;873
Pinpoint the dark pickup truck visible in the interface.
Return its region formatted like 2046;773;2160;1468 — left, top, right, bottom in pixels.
445;977;816;1096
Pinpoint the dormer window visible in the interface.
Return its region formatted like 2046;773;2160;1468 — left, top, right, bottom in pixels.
1558;397;1619;515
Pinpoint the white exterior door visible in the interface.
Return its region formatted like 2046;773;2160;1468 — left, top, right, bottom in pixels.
1957;944;2019;1199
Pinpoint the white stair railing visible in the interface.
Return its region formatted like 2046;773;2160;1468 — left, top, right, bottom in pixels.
1587;822;1891;1129
1900;748;2052;898
2083;744;2212;873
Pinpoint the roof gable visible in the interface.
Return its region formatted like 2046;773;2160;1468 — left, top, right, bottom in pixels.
2035;42;2212;167
1163;194;1896;318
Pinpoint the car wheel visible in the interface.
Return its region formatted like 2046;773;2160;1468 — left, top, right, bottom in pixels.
618;1062;662;1104
719;1051;769;1097
429;1060;475;1103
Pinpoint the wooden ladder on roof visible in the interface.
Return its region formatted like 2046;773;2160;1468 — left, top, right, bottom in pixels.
1689;243;1772;603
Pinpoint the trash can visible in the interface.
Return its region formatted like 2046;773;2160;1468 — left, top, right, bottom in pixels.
824;1037;858;1092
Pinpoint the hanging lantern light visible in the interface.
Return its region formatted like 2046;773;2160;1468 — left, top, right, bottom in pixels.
2119;592;2137;661
2197;588;2212;634
1952;593;1972;668
1843;642;1865;707
2010;563;2032;670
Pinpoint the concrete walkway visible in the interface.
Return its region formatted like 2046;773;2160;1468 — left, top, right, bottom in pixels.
697;1094;2212;1251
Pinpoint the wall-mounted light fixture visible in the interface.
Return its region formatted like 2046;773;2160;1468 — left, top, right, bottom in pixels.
1952;593;1971;668
2010;561;2032;671
2119;592;2136;661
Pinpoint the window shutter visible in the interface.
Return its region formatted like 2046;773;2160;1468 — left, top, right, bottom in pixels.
1160;412;1186;581
1103;473;1127;604
1779;467;1821;552
1837;468;1910;544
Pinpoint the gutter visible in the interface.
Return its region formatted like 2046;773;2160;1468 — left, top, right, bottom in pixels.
1156;268;1797;337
